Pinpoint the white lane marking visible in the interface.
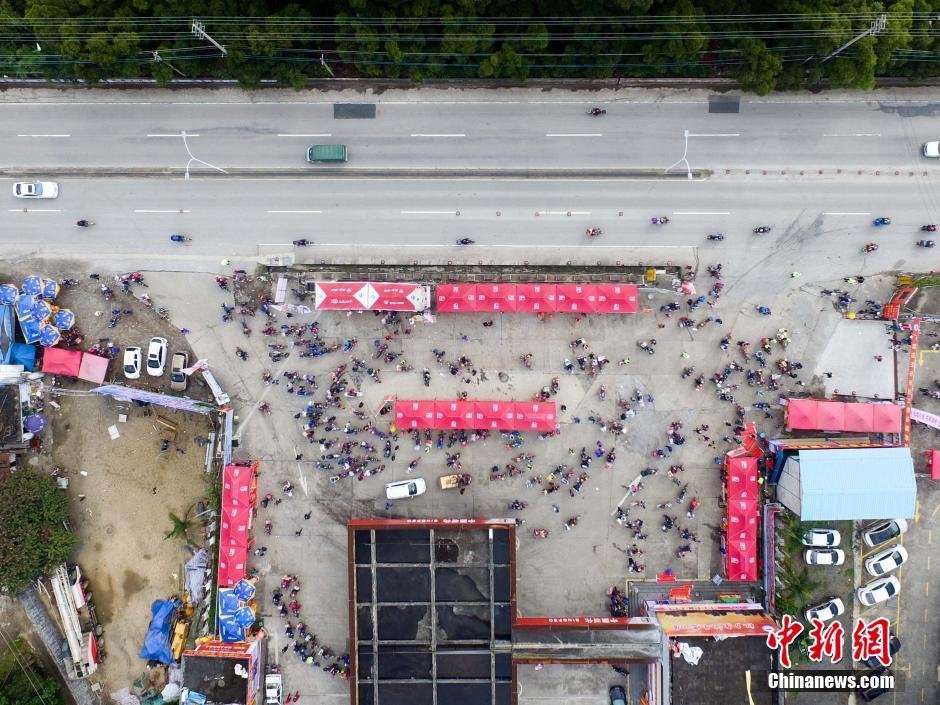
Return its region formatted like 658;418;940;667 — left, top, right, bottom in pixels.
146;133;198;137
687;133;740;137
400;210;457;215
535;210;592;215
823;212;871;215
267;210;323;214
134;209;191;213
545;133;602;137
277;133;331;137
17;133;70;138
410;133;466;137
8;208;60;212
673;211;730;215
822;133;881;137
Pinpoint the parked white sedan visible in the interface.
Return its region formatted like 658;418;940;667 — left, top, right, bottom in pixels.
857;576;900;606
12;180;58;198
804;596;845;623
864;545;908;577
123;347;142;380
805;548;845;566
801;528;841;547
146;336;168;377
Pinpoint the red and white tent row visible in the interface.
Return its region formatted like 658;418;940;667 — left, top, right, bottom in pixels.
436;283;638;314
314;282;432;312
394;400;556;431
217;463;258;588
724;456;759;581
784;398;902;434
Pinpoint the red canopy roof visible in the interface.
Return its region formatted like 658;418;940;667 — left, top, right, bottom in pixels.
512;402;557;431
594;284;639;313
725;543;758;581
871;403;902;433
222;464;256;508
475;284;518;312
726;457;759;501
315;282;428;311
727;504;758;541
434;400;476;429
41;347;82;377
220;505;252;549
217;545;249;588
372;282;426;310
436;284;478;312
842;403;874;432
815;401;845;431
785;398;817;430
555;284;598;312
394;400;436;429
515;284;557;312
77;352;110;384
473;401;516;429
928;450;940;480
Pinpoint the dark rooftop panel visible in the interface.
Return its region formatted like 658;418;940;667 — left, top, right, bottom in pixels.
377;604;430;641
437;604;490;641
355;530;372;565
376;566;431;602
436;650;492;679
493;565;510;601
357;606;373;641
356;566;372;602
377;682;433;705
435;567;488;602
378;648;432;679
437;682;493;705
375;530;430;563
357;683;375;705
492;529;510;564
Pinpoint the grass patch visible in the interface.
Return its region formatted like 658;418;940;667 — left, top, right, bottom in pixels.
911;277;940;288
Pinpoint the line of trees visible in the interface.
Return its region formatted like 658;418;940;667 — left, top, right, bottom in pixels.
0;3;937;93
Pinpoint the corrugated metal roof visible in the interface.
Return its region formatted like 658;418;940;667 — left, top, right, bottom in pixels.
796;447;915;520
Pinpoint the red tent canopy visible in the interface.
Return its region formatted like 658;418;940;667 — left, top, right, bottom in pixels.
475;284;518;312
871;403;902;433
785;398;817;430
594;284;639;313
726;457;759;500
512;402;557;431
217;545;249;587
474;401;516;429
815;401;845;431
727;506;758;542
515;284;557;312
842;403;874;432
372;283;426;311
314;282;368;310
928;450;940;480
437;284;478;312
220;505;252;549
41;347;82;377
725;543;758;581
555;284;598;312
223;464;256;508
78;352;110;383
394;400;436;429
434;400;476;429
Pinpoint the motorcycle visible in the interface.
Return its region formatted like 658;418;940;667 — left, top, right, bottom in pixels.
753;226;772;234
706;233;724;241
509;500;528;510
676;484;688;504
75;219;94;227
681;366;694;379
687;497;699;518
293;238;311;246
264;520;272;535
586;227;602;238
170;233;191;243
916;239;935;248
588;107;607;116
422;368;431;387
862;243;879;253
872;217;891;227
520;353;533;369
456;238;475;245
60;278;79;288
676;544;692;558
756;305;771;315
921;224;938;232
235;348;248;361
598;384;608;401
533;528;549;538
100;285;114;301
651;216;670;225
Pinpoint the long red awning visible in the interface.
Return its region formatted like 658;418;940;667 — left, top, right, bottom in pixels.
555;284;598;312
475;283;518;312
515;284;557;312
395;400;555;431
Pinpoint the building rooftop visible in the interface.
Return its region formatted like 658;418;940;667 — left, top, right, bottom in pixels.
181;651;250;705
670;635;773;705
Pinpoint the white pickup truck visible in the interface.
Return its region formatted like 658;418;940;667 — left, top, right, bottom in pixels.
264;673;282;705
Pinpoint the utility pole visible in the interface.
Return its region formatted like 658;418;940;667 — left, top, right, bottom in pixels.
152;51;186;77
320;54;334;77
821;14;887;63
191;19;227;56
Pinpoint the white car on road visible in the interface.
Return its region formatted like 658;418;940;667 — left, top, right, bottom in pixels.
864;545;908;577
801;528;840;547
857;576;900;606
13;180;58;199
146;337;168;377
804;596;845;623
385;478;426;499
924;140;939;158
123;347;142;380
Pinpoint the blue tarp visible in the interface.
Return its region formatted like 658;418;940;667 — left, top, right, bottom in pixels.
0;305;13;364
139;598;180;664
9;342;36;370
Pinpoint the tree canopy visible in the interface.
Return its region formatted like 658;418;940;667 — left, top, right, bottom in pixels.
0;471;75;595
0;3;935;93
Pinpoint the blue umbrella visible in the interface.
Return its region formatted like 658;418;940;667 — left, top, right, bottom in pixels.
233;578;256;602
0;284;18;305
218;589;240;615
233;605;256;628
15;294;35;321
39;325;61;347
31;300;53;322
218;616;245;643
53;309;75;330
41;279;60;299
20;319;40;344
24;414;45;433
21;276;42;296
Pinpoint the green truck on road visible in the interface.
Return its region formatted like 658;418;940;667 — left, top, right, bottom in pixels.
306;144;347;163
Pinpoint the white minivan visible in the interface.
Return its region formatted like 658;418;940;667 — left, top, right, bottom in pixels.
385;478;427;499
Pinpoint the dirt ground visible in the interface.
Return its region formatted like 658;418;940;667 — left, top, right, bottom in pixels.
0;260;216;696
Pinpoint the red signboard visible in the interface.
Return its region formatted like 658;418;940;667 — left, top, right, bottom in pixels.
513;616;651;629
